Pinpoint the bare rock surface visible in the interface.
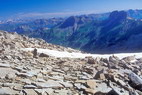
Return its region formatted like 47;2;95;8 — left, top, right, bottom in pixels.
0;30;142;95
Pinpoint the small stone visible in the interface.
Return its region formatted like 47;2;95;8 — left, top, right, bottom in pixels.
129;91;139;95
85;88;96;94
5;73;16;79
45;88;54;95
0;68;17;79
33;80;63;88
86;80;97;89
23;89;38;95
113;76;126;86
34;89;48;95
60;81;73;88
36;78;46;82
101;58;109;64
39;53;49;57
33;48;38;58
74;83;87;90
13;86;23;91
16;72;33;77
103;62;108;67
109;55;119;64
55;89;71;95
75;80;86;84
0;63;11;68
0;87;18;95
94;69;106;80
123;56;135;62
107;89;119;95
16;71;37;77
3;83;19;87
20;79;32;84
23;85;37;89
88;57;97;64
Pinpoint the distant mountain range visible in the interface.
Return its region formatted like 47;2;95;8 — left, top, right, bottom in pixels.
1;9;142;53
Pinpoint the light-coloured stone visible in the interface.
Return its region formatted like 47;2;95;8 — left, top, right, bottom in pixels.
86;80;97;89
0;87;19;95
0;68;17;79
33;80;63;88
60;81;73;88
23;89;38;95
23;85;37;89
0;63;11;68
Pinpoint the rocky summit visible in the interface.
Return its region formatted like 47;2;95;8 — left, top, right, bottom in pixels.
0;30;142;95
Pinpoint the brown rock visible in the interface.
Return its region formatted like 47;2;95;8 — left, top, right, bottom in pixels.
88;57;96;64
109;55;119;64
23;89;38;95
85;88;96;94
39;53;49;57
94;69;106;80
123;56;135;62
32;48;37;58
86;80;97;89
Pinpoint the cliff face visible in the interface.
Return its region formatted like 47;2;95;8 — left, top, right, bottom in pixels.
81;11;142;53
40;11;142;53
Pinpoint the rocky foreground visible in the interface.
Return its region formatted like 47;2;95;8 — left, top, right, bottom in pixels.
0;31;142;95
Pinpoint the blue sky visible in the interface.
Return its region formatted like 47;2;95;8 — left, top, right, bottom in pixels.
0;0;142;20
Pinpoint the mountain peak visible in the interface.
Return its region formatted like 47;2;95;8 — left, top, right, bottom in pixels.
59;16;77;28
109;10;127;21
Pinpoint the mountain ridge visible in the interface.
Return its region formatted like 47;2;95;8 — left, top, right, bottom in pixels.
0;9;142;53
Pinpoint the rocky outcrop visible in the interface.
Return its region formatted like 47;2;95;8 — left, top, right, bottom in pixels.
0;30;142;94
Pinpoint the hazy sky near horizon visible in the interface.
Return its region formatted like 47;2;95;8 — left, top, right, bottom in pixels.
0;0;142;20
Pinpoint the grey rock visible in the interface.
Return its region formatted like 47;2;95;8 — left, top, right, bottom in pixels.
1;30;142;95
3;83;20;87
55;89;71;95
39;53;49;57
101;58;109;64
33;80;63;88
0;63;11;68
129;91;139;95
16;72;34;77
107;89;119;95
59;81;73;88
123;56;135;62
128;72;142;91
5;73;16;79
23;85;37;89
33;48;38;58
88;57;100;64
34;89;50;95
22;89;38;95
94;69;106;80
109;55;119;64
0;87;18;94
74;83;87;90
0;68;17;79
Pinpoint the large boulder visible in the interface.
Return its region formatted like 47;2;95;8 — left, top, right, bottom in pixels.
109;55;119;64
122;56;135;62
94;69;106;80
39;53;49;57
128;72;142;91
88;57;100;64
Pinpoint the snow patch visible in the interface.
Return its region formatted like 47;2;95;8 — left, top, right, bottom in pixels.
21;48;142;59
